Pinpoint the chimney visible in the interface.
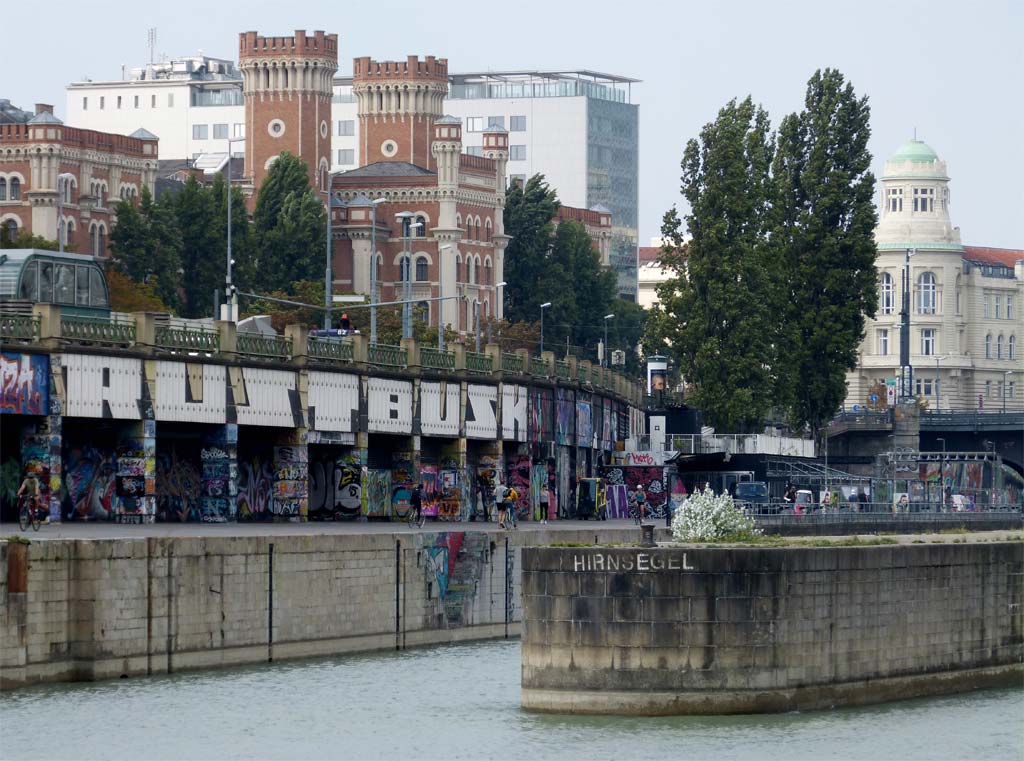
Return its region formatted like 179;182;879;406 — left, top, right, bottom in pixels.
35;103;54;115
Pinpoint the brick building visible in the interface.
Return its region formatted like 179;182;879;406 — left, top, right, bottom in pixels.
0;103;158;256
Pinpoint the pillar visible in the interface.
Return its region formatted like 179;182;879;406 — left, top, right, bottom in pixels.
273;431;308;521
203;424;238;521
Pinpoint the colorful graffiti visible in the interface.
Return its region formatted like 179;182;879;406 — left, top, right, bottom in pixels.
365;469;392;518
601;465;668;517
392;453;415;518
237;455;275;520
475;455;499;520
156;446;203;521
65;444;117;520
1;353;49;416
576;395;592;448
528;388;547;444
506;453;532;520
420;463;439;518
555;388;574;446
273;445;308;518
309;453;362;520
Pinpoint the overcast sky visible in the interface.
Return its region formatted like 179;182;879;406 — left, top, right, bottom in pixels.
7;0;1022;248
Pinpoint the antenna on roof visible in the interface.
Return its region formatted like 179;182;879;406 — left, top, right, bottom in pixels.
913;126;917;140
147;27;157;64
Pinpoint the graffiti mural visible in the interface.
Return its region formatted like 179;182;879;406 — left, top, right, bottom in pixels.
501;384;528;442
391;452;416;518
65;444;117;521
555;388;574;446
420;463;439;517
237;455;275;520
365;469;392;518
422;532;488;626
437;445;464;520
273;445;308;518
506;453;532;520
528;388;546;444
309;452;362;520
1;353;48;415
156;446;203;521
576;393;593;448
601;465;668;517
475;455;499;520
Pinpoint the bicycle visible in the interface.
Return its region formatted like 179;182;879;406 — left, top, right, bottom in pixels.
405;505;425;529
18;495;42;532
504;502;518;530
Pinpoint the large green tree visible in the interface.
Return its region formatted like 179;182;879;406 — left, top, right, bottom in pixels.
771;69;878;434
654;97;776;430
249;152;325;294
109;187;183;312
502;174;559;326
174;175;221;318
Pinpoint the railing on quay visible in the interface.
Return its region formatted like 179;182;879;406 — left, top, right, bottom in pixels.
554;360;571;380
368;343;406;368
465;351;494;374
420;346;456;372
307;335;354;364
742;502;1022;517
501;352;524;374
920;410;1024;428
530;356;548;377
154;324;220;354
60;315;137;346
236;332;293;360
0;313;39;342
630;433;816;458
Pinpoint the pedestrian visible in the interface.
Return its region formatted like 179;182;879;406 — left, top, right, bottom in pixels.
506;485;519;529
340;313;351;331
635;484;647;522
410;483;423;527
830;490;840;511
857;489;869;512
495;481;509;529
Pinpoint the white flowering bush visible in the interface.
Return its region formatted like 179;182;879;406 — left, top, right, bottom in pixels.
671;486;761;542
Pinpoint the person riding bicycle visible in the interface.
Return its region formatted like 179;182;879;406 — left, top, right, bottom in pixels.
410;483;423;527
17;473;46;524
634;485;647;521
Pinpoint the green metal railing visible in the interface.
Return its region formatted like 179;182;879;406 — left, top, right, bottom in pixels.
554;360;571;380
368;343;406;368
236;332;292;359
578;365;590;385
60;315;136;345
155;325;220;353
420;346;456;372
592;367;603;387
531;356;548;376
501;352;524;374
466;351;493;374
0;313;39;342
308;336;354;363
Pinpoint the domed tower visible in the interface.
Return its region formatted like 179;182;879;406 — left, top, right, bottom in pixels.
352;55;448;169
239;30;338;194
875;139;961;248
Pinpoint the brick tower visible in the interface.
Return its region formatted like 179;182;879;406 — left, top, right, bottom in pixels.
239;30;338;194
352;55;449;169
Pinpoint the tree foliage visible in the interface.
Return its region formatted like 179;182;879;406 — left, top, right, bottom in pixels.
105;269;171;313
502;175;559;326
109;186;183;312
0;230;75;252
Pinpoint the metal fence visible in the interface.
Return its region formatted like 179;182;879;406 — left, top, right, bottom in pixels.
742;501;1022;517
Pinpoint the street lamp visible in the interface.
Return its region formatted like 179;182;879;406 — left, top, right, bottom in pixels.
438;244;452;351
539;302;551;354
206;137;245;321
1004;370;1013;413
489;281;507;345
324;188;345;330
602;313;615;367
395;212;422;340
933;355;948;411
368;197;387;345
56;173;75;254
899;248;920;401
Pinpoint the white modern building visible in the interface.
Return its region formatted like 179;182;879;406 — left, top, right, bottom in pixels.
67;61;640;298
845;139;1023;411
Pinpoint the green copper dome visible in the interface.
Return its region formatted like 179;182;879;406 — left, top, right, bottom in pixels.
890;139;939;163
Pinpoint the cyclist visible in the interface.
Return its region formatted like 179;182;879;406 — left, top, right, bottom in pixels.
635;484;647;522
17;473;46;525
410;483;424;528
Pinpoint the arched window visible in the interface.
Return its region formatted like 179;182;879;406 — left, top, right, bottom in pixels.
468;257;476;285
916;272;936;314
985;334;992;359
880;272;894;314
415;215;427;238
0;178;6;201
9;177;19;200
1010;335;1016;360
415;256;428;282
454;253;462;282
485;218;492;242
996;335;1004;360
3;219;17;243
483;257;492;285
400;256;411;282
65;220;75;248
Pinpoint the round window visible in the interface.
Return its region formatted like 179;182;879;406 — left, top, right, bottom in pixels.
320;120;328;139
381;139;398;158
268;119;286;138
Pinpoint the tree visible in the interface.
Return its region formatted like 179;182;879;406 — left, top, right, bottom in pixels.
654;98;776;431
771;69;878;435
550;219;618;356
174;176;221;318
249;152;325;293
0;230;75;252
502;174;559;325
109;187;183;312
106;269;171;313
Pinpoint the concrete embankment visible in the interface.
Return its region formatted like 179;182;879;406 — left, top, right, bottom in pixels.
521;538;1024;715
0;527;630;689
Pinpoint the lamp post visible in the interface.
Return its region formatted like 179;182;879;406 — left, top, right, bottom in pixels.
602;313;615;367
473;298;482;353
899;248;918;401
539;302;551;354
489;281;506;346
934;355;948;411
438;244;451;350
206;138;245;321
395;212;422;340
936;437;946;511
323;188;345;330
368;198;387;345
1004;370;1013;413
56;173;75;254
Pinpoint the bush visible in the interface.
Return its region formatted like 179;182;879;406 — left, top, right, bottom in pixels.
671;486;761;542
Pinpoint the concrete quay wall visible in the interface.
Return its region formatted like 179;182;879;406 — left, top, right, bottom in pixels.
521;543;1024;715
0;527;626;689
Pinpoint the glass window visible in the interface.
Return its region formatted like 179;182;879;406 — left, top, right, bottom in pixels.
465;117;484;132
886;187;903;212
54;264;75;304
985;334;992;358
509;145;526;161
151;94;157;108
168;93;174;107
99;96;105;109
337;120;355;136
213;123;229;139
17;262;38;301
880;272;894;314
89;268;107;307
916;272;936;314
877;329;889;355
1009;381;1016;399
996;335;1003;359
0;178;5;201
415;216;427;238
38;262;52;302
233;123;245;138
337;149;354;165
913;187;934;212
4;219;17;243
82;97;88;111
76;266;90;305
192;124;208;140
466;146;483;157
920;328;935;356
510;115;527;132
415;257;428;281
1007;296;1014;321
117;96;122;109
134;95;139;108
984;294;990;319
985;381;991;398
995;295;1002;319
487;116;505;130
9;178;17;200
1010;335;1016;361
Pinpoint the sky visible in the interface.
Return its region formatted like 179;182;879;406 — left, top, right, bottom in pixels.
6;0;1022;249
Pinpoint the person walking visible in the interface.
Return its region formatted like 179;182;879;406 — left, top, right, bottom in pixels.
635;484;647;522
410;483;424;527
506;486;519;529
495;482;509;529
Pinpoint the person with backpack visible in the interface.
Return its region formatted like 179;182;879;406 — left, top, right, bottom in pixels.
505;486;519;529
495;482;509;529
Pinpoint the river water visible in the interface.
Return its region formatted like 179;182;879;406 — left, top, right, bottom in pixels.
1;640;1020;760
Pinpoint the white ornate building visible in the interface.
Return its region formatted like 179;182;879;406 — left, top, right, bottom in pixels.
846;139;1023;411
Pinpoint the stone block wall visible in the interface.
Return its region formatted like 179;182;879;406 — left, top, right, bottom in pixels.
521;543;1024;714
